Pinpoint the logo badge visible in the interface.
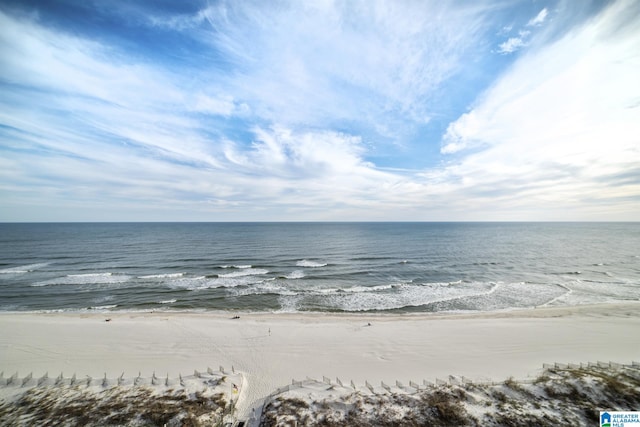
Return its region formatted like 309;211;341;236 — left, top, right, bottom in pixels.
601;411;640;426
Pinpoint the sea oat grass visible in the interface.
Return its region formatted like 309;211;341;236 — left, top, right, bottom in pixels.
260;365;640;426
0;385;227;427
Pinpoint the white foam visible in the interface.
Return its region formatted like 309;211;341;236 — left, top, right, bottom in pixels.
68;273;113;278
93;295;115;304
276;294;303;313
159;299;177;304
314;287;340;294
217;268;269;278
167;275;267;290
88;304;118;310
540;283;573;307
296;260;327;268
344;284;394;293
231;282;397;299
220;265;252;269
34;308;68;313
232;281;488;311
33;273;131;286
230;281;297;297
563;278;640;301
324;281;501;312
473;282;566;310
312;284;395;295
284;270;305;279
0;269;30;274
138;273;185;279
545;278;639;306
485;282;500;295
0;263;49;274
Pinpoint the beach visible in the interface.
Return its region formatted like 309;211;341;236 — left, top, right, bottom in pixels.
2;303;639;422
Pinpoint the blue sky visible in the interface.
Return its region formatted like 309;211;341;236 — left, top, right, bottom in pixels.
0;0;638;221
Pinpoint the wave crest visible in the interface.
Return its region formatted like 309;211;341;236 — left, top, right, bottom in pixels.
296;260;327;268
138;273;185;279
0;263;49;274
33;273;131;286
217;268;269;278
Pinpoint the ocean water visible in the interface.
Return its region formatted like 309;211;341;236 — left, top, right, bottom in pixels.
0;222;638;314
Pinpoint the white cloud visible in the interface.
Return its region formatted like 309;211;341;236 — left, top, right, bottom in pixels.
223;126;389;183
500;24;513;34
195;0;492;132
439;0;640;220
1;1;638;221
496;8;548;54
497;36;527;54
0;11;187;111
527;8;548;27
441;111;487;154
190;93;238;117
0;9;234;164
0;7;407;220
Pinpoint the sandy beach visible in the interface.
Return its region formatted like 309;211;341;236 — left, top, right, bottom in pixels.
1;303;640;421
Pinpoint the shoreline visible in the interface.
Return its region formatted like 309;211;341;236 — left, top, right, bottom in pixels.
1;302;639;419
3;300;640;318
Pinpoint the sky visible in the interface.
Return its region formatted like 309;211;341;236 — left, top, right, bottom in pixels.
0;0;638;222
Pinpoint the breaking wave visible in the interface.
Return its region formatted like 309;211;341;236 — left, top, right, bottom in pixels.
296;260;327;268
138;273;185;279
282;270;305;279
217;268;269;278
0;263;49;274
32;273;131;286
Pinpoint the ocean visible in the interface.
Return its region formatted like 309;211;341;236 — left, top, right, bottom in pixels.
0;222;638;314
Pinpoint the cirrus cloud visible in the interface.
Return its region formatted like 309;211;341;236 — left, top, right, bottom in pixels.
0;0;637;221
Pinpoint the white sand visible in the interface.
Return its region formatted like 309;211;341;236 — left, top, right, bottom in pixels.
1;303;639;420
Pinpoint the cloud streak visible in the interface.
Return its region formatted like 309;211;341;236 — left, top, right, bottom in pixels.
496;7;548;54
0;0;638;221
190;1;494;134
440;0;640;220
527;8;548;27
